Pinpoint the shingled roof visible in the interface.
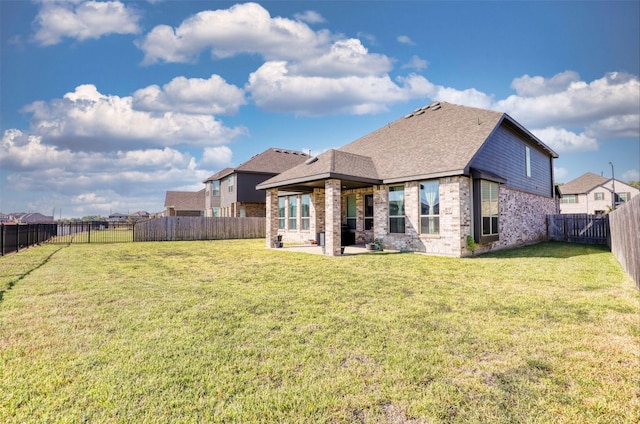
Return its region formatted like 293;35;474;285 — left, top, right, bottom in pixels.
558;172;610;195
258;101;557;190
203;148;309;183
164;189;205;210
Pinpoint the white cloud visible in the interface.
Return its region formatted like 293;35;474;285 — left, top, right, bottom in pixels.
496;72;640;134
510;71;580;97
138;2;330;64
133;74;246;115
33;0;140;46
397;35;415;45
22;84;247;151
294;10;325;24
201;146;233;168
401;55;428;71
289;39;392;77
247;62;432;116
531;127;598;153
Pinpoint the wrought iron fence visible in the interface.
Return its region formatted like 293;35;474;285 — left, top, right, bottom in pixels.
0;223;58;256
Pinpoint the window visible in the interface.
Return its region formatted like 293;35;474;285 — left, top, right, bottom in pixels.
618;192;630;202
561;195;578;204
346;195;356;230
289;196;297;230
212;207;220;217
228;175;234;192
364;194;374;230
420;181;439;234
212;181;220;196
594;192;604;201
388;186;405;234
239;206;246;217
481;181;499;237
525;146;531;178
278;197;285;229
301;194;310;230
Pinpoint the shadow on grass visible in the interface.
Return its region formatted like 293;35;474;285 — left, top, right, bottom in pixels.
475;241;610;260
0;245;66;304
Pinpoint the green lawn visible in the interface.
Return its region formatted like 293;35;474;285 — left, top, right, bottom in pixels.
1;240;638;423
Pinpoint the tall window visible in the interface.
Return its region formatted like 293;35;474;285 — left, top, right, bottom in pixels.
228;175;234;192
346;195;356;230
278;197;285;229
420;181;439;234
289;196;297;230
481;181;499;237
213;207;220;217
594;192;604;201
525;146;531;178
388;186;405;234
364;194;374;230
212;181;220;196
301;194;310;230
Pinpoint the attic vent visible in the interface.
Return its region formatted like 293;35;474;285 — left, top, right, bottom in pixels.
414;109;426;116
305;156;318;165
404;113;414;119
431;104;441;111
275;149;281;152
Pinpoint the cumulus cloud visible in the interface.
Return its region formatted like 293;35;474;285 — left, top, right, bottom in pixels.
1;128;214;215
530;127;598;153
496;72;640;133
33;0;140;45
138;2;330;64
289;39;393;77
247;62;432;116
133;74;246;115
22;84;247;151
201;146;233;168
510;71;581;97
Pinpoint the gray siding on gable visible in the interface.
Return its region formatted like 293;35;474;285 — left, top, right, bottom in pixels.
237;172;274;203
470;124;553;197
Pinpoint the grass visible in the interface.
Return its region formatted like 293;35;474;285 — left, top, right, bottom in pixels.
0;240;638;423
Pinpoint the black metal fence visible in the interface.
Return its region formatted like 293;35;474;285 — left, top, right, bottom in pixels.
0;223;58;256
50;222;134;244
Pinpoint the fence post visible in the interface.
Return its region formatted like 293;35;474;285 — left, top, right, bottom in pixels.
1;225;4;256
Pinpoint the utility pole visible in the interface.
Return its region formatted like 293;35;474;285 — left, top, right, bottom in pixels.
609;162;616;210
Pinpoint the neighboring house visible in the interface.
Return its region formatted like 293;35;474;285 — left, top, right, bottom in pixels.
202;148;310;218
12;212;55;223
108;212;130;223
257;101;559;257
558;172;639;214
164;189;206;217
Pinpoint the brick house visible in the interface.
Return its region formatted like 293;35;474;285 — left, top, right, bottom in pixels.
202;148;309;218
257;101;559;257
558;172;639;214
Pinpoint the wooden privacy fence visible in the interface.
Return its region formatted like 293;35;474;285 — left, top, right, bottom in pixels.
134;217;266;242
608;196;640;289
547;214;609;245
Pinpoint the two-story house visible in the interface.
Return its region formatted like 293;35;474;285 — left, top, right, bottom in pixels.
558;172;639;214
203;148;310;218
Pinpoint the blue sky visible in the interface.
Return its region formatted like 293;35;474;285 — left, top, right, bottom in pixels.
1;0;639;218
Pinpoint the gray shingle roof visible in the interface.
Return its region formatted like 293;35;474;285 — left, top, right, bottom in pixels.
258;101;556;190
202;148;309;183
164;189;205;210
558;172;609;195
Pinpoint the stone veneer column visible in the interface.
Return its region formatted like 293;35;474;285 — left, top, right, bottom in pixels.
324;179;342;256
265;189;279;248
